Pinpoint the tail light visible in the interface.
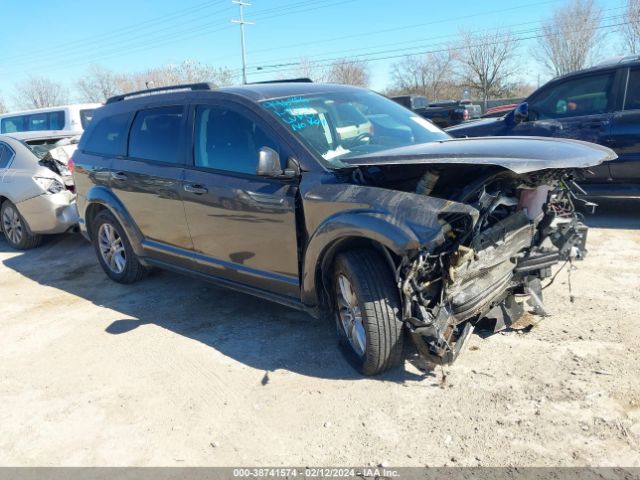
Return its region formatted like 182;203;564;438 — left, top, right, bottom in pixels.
68;157;75;173
463;109;469;121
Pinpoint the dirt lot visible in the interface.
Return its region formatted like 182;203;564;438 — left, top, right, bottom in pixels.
0;201;638;467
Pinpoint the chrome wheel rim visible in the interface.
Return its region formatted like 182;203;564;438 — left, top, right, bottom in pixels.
2;205;23;245
336;274;366;357
98;223;126;274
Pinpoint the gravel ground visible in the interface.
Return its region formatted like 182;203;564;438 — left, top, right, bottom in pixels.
0;202;638;467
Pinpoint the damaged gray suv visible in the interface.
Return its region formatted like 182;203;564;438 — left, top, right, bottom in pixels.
71;82;615;375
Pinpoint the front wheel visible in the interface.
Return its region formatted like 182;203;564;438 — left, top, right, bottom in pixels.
332;249;404;375
1;200;42;250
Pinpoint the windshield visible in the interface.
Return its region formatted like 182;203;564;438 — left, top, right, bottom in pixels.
259;90;450;169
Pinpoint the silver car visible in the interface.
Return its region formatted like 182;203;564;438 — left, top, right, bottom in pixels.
0;132;79;249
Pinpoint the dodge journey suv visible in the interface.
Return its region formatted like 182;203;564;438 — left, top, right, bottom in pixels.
72;82;614;375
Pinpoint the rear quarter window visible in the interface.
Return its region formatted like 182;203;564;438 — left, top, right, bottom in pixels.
83;113;131;156
80;109;95;129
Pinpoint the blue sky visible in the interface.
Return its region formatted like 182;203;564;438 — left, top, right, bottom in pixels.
0;0;629;105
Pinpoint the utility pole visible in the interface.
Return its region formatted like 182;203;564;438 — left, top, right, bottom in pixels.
231;1;253;84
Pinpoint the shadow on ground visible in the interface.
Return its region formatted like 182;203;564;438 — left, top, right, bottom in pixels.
1;233;427;382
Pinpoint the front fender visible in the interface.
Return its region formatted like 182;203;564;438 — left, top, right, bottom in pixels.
82;186;145;257
299;183;478;307
300;210;434;306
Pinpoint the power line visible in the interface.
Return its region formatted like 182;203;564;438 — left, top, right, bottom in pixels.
247;17;632;78
0;0;228;65
3;4;235;70
1;0;359;76
246;7;628;73
207;0;563;64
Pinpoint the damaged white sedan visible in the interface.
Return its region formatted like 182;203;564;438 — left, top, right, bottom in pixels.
0;131;79;249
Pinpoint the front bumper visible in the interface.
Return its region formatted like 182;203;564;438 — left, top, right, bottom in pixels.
16;191;79;234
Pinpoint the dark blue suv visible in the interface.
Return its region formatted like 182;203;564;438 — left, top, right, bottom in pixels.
447;56;640;198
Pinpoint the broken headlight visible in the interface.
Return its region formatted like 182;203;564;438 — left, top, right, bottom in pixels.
33;176;65;194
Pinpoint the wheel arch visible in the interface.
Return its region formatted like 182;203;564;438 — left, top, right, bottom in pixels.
301;212;420;312
82;187;145;257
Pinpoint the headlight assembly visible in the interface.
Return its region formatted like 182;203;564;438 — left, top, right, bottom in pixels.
33;176;66;194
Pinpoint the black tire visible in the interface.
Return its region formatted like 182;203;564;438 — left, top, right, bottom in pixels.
91;210;149;284
332;249;404;375
1;200;42;250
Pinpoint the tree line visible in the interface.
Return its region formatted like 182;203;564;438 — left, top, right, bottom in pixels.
1;0;639;112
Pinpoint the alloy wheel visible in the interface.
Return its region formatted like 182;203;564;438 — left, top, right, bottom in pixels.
2;205;23;245
98;223;126;274
336;274;366;357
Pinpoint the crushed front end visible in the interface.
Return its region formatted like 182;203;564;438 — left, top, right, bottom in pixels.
398;169;591;365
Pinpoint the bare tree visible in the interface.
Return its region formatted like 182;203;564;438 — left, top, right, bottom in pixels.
14;76;69;109
535;0;604;76
123;60;236;91
458;30;518;108
76;61;237;101
0;94;7;114
390;49;457;101
290;57;328;82
76;65;124;103
327;58;370;87
621;0;640;54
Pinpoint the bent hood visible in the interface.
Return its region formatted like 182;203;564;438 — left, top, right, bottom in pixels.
343;136;617;174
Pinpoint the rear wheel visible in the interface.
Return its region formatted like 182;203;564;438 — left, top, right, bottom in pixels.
332;249;404;375
1;200;42;250
92;210;149;284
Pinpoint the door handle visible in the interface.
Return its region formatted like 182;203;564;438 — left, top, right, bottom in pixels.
111;171;127;181
184;184;208;195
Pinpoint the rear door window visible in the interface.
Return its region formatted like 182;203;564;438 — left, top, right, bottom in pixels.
128;106;184;163
0;144;8;168
0;143;14;168
83;113;131;156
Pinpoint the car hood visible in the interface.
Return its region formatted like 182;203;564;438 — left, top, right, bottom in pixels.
447;117;501;130
342;136;617;174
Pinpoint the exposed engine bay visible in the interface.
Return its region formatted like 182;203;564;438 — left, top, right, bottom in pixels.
353;163;592;365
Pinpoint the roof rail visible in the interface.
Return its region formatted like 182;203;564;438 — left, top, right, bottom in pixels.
106;83;215;104
596;55;640;67
248;78;313;85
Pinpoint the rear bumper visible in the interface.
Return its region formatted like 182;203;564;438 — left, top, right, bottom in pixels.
17;192;79;234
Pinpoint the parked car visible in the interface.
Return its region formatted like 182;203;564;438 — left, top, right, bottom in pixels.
481;103;517;118
72;82;613;375
0;132;79;249
447;56;640;197
417;100;481;128
391;95;429;111
0;103;101;135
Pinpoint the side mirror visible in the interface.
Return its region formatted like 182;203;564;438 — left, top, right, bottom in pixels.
256;147;283;177
513;102;529;124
